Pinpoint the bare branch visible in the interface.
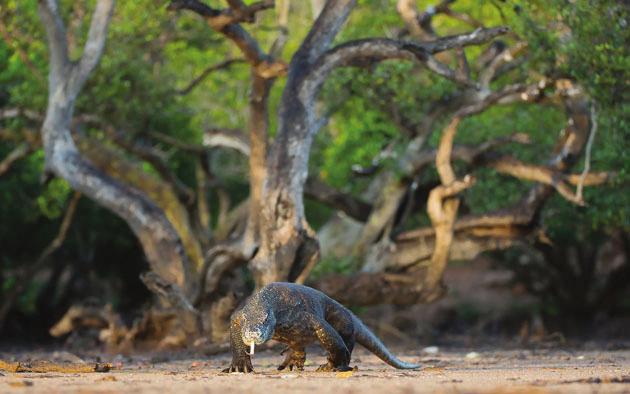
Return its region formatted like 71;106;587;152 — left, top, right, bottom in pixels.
566;171;611;186
427;175;475;224
170;0;273;30
456;81;550;117
269;0;290;58
73;0;115;91
314;272;445;306
435;117;460;184
294;249;320;285
487;156;583;204
576;104;598;201
422;26;510;55
479;42;527;88
0;143;33;177
442;7;484;28
456;133;532;161
455;47;471;81
482;154;610;206
168;0;286;78
37;0;70;78
167;0;220;18
425;54;476;87
194;159;212;243
396;0;482;76
0;107;42;122
176;58;246;95
295;0;356;66
195;244;253;304
140;271;198;315
302;27;509;100
202;128;250;155
424;114;473;289
397;0;428;39
398;0;483;39
150;130;206;154
304;177;372;222
151;128;250;156
76;115;195;205
225;0;275;25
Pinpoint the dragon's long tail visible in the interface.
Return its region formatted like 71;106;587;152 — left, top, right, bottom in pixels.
352;316;421;369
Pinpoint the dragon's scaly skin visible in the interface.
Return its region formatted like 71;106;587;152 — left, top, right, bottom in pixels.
222;282;420;373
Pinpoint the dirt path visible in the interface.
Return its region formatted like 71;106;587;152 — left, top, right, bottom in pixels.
1;348;628;393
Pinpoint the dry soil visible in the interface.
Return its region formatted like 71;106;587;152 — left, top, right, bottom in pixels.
1;347;629;393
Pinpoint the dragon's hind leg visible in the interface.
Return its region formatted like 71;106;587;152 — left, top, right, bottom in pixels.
326;308;356;356
278;346;306;371
299;313;352;372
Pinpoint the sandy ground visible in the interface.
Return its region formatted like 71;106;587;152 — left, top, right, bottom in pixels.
1;347;628;393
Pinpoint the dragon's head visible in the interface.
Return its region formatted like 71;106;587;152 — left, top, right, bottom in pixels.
240;306;275;347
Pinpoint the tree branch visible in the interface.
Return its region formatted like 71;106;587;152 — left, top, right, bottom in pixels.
313;272;445;306
37;0;70;79
175;58;246;95
225;0;275;25
149;130;206;154
0;143;33;177
38;0;197;297
304;177;372;222
0;107;42;122
195;244;253;304
294;0;356;66
483;155;590;205
479;42;527;88
398;0;483;42
140;271;203;338
575;104;598;202
424;115;474;289
169;0;273;31
373;82;596;275
203;128;250;155
72;0;115;92
76;115;195;205
302;27;509;101
168;0;286;78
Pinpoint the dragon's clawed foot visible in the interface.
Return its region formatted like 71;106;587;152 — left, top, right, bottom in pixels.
222;356;254;373
277;349;306;371
316;361;353;372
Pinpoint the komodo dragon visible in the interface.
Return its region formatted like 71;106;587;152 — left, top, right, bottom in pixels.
222;282;420;372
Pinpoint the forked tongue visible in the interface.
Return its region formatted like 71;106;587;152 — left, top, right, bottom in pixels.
248;342;255;356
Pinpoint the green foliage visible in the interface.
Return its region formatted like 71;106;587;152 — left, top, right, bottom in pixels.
458;103;565;213
0;0;627;331
320;97;398;188
510;0;630;231
309;255;359;280
36;178;72;219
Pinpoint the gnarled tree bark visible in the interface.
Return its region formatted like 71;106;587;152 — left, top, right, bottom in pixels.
251;0;509;286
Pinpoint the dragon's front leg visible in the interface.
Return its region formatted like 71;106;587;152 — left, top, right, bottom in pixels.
222;313;254;373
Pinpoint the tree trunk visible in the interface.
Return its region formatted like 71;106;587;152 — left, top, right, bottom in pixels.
38;0;197;297
249;0;357;286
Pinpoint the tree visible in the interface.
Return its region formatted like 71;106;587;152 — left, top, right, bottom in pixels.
0;0;621;342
